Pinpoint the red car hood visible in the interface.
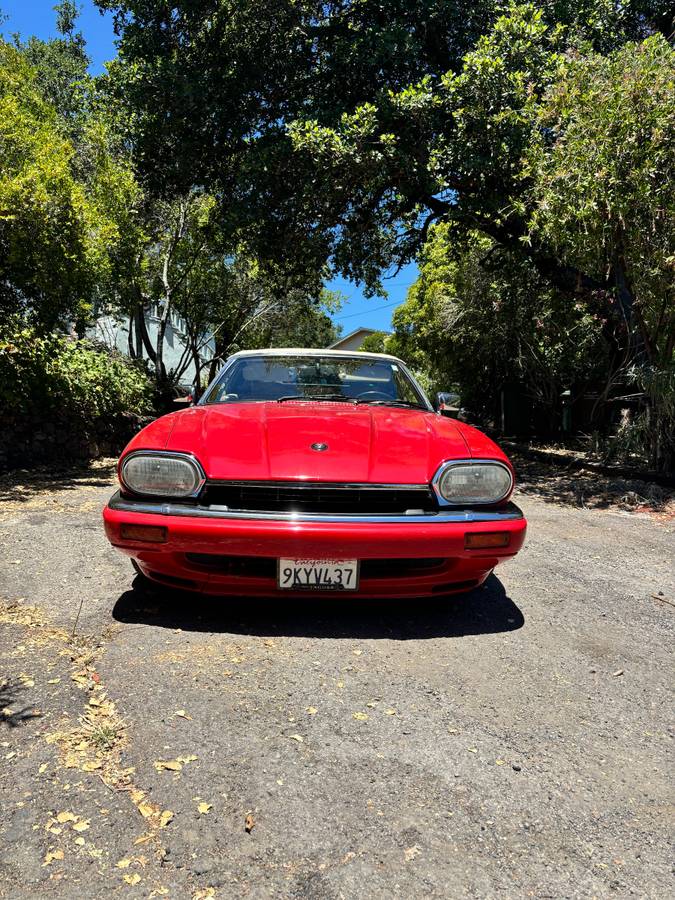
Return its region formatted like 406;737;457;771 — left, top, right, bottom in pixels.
133;402;484;483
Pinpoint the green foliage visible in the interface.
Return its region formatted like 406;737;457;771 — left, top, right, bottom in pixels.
111;187;333;392
0;317;153;420
15;1;90;128
392;225;608;423
528;35;675;366
0;39;140;329
98;0;672;291
252;289;342;351
359;331;389;354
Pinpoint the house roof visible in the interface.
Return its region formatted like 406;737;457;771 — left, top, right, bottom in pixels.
329;327;390;349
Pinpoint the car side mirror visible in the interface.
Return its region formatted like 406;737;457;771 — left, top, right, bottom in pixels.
173;394;193;406
436;391;460;417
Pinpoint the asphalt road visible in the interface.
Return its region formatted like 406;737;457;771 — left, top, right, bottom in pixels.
0;462;673;899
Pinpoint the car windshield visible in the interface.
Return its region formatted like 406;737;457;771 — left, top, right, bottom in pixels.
203;354;429;409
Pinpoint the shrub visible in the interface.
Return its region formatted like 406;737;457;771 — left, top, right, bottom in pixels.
0;318;153;421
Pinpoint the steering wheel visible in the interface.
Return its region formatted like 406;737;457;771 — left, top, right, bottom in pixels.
356;390;394;401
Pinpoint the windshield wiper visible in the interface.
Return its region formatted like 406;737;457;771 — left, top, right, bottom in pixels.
356;399;427;410
277;394;356;403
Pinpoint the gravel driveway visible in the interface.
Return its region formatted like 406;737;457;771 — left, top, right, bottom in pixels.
1;462;673;899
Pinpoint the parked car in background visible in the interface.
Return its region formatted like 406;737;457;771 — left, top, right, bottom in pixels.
103;350;527;597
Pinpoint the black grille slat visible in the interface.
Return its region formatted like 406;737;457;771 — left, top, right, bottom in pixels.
200;483;437;515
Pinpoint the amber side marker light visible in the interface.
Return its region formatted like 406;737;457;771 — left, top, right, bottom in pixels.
120;524;167;543
465;532;511;549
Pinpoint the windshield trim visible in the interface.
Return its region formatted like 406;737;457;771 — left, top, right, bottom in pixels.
199;353;433;411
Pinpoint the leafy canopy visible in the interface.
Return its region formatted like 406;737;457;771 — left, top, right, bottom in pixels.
0;39;139;328
98;0;672;293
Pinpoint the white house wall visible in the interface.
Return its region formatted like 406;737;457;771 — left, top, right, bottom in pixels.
89;311;215;388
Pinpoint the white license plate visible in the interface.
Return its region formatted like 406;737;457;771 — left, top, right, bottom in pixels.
277;558;359;591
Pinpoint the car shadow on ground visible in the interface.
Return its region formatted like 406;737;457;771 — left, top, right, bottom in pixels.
111;574;524;640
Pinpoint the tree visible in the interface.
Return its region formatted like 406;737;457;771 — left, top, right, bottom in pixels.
527;35;675;465
93;1;675;465
98;1;671;289
528;35;674;371
359;331;389;354
105;188;337;398
251;289;342;352
0;40;138;329
390;224;608;428
15;1;90;129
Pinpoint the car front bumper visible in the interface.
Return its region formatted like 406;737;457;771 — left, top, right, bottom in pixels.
103;492;527;597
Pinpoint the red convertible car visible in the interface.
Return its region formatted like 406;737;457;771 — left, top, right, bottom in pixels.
103;350;526;597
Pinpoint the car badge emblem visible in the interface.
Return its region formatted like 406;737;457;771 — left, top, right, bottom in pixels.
311;442;328;452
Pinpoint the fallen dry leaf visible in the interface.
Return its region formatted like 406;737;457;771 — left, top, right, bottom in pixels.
56;812;77;825
193;889;216;900
467;747;478;753
154;759;182;772
244;813;255;833
384;708;397;716
38;763;48;774
613;670;624;677
134;833;153;845
174;710;192;720
404;845;421;861
116;858;132;869
72;821;90;833
123;873;141;885
158;810;174;827
289;734;304;743
82;760;102;772
197;802;212;815
352;712;368;721
74;837;85;846
305;706;318;715
177;754;198;764
43;849;64;866
138;801;159;819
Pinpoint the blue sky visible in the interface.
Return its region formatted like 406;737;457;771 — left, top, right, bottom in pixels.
0;0;418;334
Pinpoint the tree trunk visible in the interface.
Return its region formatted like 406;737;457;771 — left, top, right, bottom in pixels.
127;312;137;358
191;344;203;401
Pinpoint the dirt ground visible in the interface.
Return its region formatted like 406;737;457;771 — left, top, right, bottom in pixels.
0;460;673;899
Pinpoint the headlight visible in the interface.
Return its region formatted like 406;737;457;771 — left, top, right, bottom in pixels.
120;452;205;498
433;460;513;505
